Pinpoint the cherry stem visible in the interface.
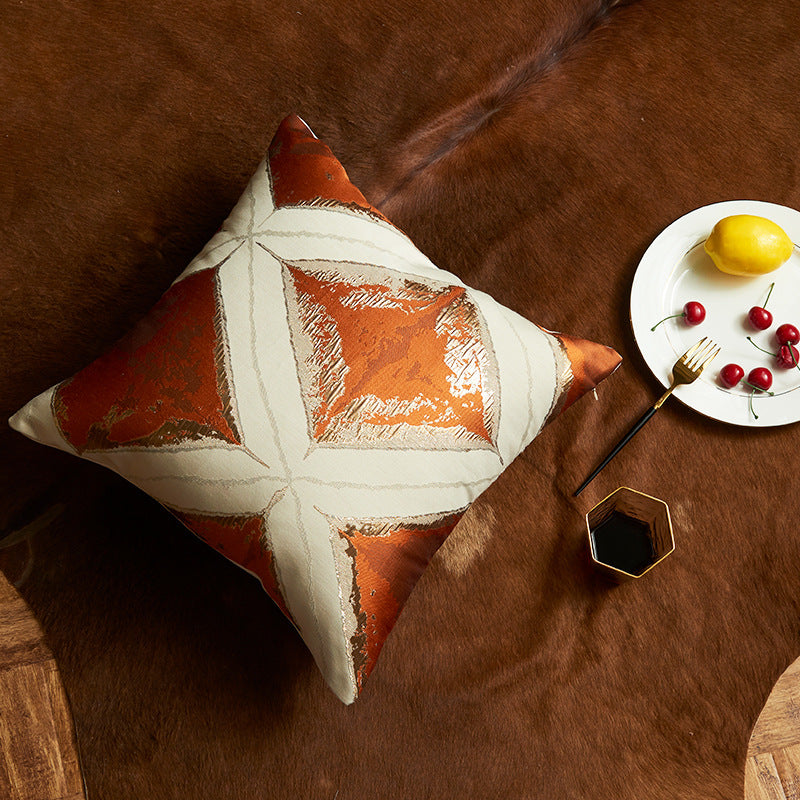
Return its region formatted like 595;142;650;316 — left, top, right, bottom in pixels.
748;390;758;420
743;380;775;396
747;336;777;357
650;313;684;331
751;335;800;372
763;282;775;308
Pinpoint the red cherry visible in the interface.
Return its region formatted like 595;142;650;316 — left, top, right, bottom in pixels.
719;363;744;388
776;323;800;346
651;301;706;331
748;306;773;330
777;344;800;369
748;282;775;330
747;336;800;370
747;367;773;392
683;301;706;326
745;367;775;420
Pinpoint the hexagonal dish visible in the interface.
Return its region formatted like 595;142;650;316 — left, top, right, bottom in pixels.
586;487;674;582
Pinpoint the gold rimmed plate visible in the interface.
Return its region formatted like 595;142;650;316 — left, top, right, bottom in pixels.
630;200;800;428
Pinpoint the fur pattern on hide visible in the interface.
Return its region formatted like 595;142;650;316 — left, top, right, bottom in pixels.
3;0;800;797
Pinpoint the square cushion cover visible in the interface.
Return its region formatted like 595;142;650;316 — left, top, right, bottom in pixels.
10;115;621;703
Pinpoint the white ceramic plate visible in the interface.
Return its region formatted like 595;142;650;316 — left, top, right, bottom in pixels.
630;200;800;427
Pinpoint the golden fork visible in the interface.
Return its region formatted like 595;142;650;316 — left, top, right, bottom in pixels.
574;337;720;496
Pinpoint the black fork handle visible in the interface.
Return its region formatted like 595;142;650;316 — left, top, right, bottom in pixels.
573;405;659;496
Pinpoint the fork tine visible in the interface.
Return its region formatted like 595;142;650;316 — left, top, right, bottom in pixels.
686;339;718;371
686;340;714;369
697;345;721;372
681;336;707;361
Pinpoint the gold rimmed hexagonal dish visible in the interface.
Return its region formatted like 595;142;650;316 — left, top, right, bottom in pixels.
586;487;674;582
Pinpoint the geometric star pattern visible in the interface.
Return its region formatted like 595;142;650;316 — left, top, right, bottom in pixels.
167;499;292;621
53;266;242;454
281;256;500;452
9;115;621;703
327;508;466;694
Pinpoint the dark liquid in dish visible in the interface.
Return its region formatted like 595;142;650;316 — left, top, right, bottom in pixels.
590;511;655;576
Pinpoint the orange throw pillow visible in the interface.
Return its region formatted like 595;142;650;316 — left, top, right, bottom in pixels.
10;115;620;702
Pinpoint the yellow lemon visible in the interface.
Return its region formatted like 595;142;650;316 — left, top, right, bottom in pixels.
704;215;793;276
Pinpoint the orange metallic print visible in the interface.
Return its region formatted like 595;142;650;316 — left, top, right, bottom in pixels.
283;259;500;450
52;268;241;453
328;509;465;692
168;504;292;622
268;114;390;224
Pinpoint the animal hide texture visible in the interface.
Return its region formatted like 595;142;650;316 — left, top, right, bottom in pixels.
2;0;800;798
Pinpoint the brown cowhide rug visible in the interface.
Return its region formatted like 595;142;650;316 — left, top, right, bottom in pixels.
3;1;800;797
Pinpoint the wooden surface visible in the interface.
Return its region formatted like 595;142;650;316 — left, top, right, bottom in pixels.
0;572;85;800
746;657;800;800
